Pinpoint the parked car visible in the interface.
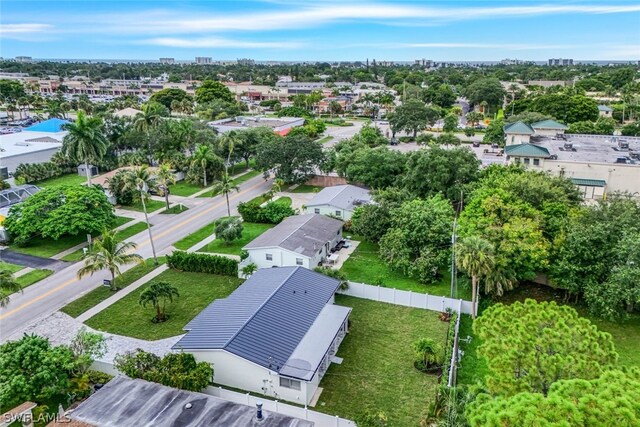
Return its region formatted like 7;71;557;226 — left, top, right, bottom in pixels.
390;138;398;145
472;141;481;147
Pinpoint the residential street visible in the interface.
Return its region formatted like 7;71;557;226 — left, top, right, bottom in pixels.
0;175;272;341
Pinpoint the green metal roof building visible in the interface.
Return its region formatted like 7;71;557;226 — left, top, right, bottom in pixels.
504;143;551;158
531;119;568;130
504;121;535;134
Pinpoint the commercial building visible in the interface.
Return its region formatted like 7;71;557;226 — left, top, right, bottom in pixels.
210;116;305;135
195;56;213;65
304;185;372;220
173;267;351;406
15;56;32;63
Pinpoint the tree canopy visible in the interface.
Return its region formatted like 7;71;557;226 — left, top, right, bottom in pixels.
463;78;506;110
149;88;192;111
195;80;235;104
255;133;325;184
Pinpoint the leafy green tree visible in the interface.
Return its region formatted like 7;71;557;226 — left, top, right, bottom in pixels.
456;236;495;318
334;145;406;189
123;166;159;263
390;99;439;138
235;127;278;168
149;88;191;111
4;185;115;245
212;173;241;217
195;80;234;104
443;113;459;133
621;121;640;136
463;78;506;111
482;119;505;145
353;123;387;147
134;102;167;164
139;281;180;322
423;83;456;108
0;334;77;408
509;93;598;123
69;327;107;376
466;369;640;427
465;111;484;127
504;111;554;124
403;146;480;204
314;267;349;290
107;169;137;205
0;79;26;104
62;110;109;185
241;263;258;277
155;162;176;210
255;133;325;184
77;229;143;291
0;269;22;308
380;196;454;284
214;216;243;243
351;204;392;243
474;299;618;396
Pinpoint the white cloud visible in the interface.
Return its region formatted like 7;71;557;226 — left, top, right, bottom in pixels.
140;37;304;49
0;23;52;34
374;42;580;50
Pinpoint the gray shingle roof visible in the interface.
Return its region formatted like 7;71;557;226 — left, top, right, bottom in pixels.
173;267;341;375
306;185;372;211
243;214;343;258
70;376;313;427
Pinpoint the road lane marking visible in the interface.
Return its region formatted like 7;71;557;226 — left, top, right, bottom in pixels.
0;179;268;320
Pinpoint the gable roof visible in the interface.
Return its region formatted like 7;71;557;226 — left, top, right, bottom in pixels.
113;107;142;118
598;105;613;112
24;118;69;133
505;143;551;158
24;136;61;143
531;119;568;130
173;267;341;376
503;121;535;135
68;376;313;427
243;214;343;258
306;185;372;211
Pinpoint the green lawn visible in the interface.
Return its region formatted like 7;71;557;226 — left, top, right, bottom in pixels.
174;221;217;251
160;204;190;214
0;262;24;274
61;258;166;318
456;314;488;386
169;181;205;197
120;199;166;213
316;295;449;426
201;222;274;255
34;174;87;188
248;193;269;205
287;184;323;194
0;269;53;299
85;269;244;340
61;221;149;262
340;239;467;298
197;170;262;198
11;234;89;258
273;196;292;207
316;135;334;144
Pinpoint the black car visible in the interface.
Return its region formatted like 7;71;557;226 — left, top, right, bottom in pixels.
472;141;481;147
390;138;398;146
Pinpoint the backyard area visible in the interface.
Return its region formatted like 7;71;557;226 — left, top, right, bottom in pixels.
34;173;88;188
84;269;244;340
316;295;449;426
286;184;322;194
200;222;273;256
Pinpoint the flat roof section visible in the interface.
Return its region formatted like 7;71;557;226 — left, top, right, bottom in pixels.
0;131;65;158
532;134;640;164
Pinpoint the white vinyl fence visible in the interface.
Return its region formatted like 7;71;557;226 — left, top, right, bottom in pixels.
447;300;463;387
204;386;356;427
340;281;477;315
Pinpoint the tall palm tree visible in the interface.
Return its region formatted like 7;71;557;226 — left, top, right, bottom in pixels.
211;173;240;217
155;163;176;210
62;110;109;185
139;281;179;322
191;144;218;187
483;266;516;297
0;270;22;308
124;166;159;264
133;102;165;165
77;229;143;291
455;236;495;318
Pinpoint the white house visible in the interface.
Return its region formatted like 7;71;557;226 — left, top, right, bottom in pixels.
598;105;613;118
304;184;372;220
242;214;343;270
173;267;351;406
503;121;535;145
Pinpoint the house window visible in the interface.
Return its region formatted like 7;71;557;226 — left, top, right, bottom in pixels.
296;258;303;266
266;253;273;261
314;208;320;214
335;210;341;216
533;158;540;166
279;377;301;390
523;158;530;164
514;157;520;163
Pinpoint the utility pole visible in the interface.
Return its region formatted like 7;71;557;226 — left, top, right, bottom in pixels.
450;217;457;299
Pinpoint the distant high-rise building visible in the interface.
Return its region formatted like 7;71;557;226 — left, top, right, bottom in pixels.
548;58;574;66
159;57;175;64
195;57;212;65
15;56;32;63
237;58;255;66
415;58;434;68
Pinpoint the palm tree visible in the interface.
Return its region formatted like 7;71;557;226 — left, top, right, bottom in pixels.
139;281;179;322
123;166;159;264
191;144;218;187
413;338;440;369
455;236;495;318
483;266;516;297
155;163;176;210
0;270;22;308
77;229;143;291
62;110;109;185
133;102;165;165
211;173;240;217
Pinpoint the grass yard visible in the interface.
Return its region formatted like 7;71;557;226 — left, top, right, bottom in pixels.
174;221;216;251
160;204;190;214
201;222;274;255
120;198;166;213
273;196;292;207
316;295;449;426
248;193;269;205
0;262;24;274
85;269;243;340
340;239;468;298
169;181;205;197
316;135;334;144
61;258;166;318
0;269;53;299
11;234;89;258
197;170;262;198
287;184;322;193
35;173;87;188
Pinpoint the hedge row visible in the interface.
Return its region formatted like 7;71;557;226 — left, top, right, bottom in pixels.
167;251;238;276
237;201;294;224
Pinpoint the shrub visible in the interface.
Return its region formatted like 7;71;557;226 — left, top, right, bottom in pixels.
107;169;136;205
14;161;66;183
167;251;238;276
238;200;294;224
214;217;243;243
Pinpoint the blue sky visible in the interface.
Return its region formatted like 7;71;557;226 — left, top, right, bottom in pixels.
1;1;639;61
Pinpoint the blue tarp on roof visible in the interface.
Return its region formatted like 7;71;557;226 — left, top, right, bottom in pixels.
24;118;70;133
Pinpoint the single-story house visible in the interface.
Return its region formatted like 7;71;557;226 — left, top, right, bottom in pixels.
503;121;535;145
52;375;313;427
505;143;551;167
173;267;351;406
531;119;568;136
598;105;613;117
242;214;343;270
304;184;372;220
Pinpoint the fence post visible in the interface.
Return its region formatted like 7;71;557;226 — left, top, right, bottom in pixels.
304;405;308;420
425;293;429;309
336;415;340;426
219;386;222;397
377;285;380;300
246;392;250;405
275;400;279;412
393;288;396;303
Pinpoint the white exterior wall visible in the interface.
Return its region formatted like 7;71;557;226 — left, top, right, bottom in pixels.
505;133;531;145
533;128;565;137
246;247;312;270
190;350;314;405
305;205;353;220
1;148;61;174
542;161;640;195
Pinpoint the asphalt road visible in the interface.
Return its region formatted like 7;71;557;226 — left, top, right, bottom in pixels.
0;175;272;341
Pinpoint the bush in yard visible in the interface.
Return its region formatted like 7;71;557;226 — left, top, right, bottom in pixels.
413;338;441;372
354;410;388;427
261;201;295;224
107;169;137;205
314;267;349;290
114;349;212;392
238;201;263;223
214;217;243;244
139;281;180;323
167;251;238;276
3;184;115;245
